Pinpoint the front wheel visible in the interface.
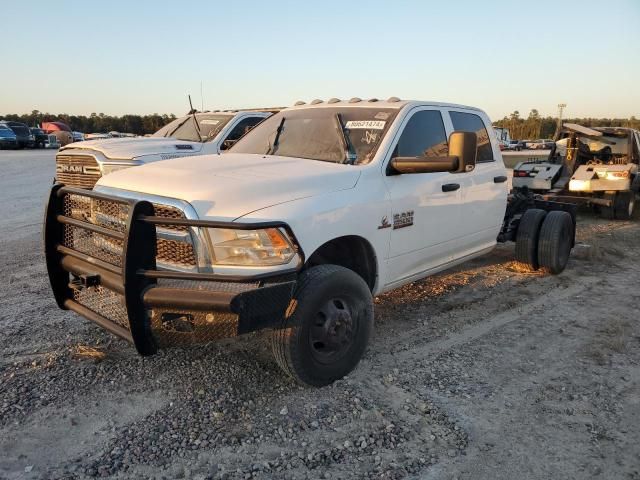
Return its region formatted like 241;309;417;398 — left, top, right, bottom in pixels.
271;265;374;387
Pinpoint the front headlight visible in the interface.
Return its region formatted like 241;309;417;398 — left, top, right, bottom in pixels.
208;228;296;266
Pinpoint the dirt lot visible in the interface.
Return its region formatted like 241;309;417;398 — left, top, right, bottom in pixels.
0;149;638;480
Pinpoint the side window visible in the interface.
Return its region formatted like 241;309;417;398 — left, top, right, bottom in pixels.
225;117;265;142
393;110;448;158
449;111;494;162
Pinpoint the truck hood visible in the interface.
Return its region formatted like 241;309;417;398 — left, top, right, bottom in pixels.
59;137;204;160
96;153;361;219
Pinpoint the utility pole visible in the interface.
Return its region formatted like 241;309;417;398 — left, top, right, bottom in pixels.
555;103;566;137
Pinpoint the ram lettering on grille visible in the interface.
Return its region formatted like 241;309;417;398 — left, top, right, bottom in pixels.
56;155;101;189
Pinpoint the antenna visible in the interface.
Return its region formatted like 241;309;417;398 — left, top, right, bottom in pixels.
200;81;204;112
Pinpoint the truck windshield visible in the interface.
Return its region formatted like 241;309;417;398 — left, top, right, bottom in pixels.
230;107;398;164
153;114;232;142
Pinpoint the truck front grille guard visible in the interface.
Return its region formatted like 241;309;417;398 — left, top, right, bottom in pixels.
44;185;301;355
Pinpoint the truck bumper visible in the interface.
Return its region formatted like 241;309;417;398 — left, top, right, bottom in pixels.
44;185;299;355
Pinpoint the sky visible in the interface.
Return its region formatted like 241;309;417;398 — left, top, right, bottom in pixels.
2;0;639;121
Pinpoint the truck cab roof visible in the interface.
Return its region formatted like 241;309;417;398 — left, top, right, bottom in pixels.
287;97;483;112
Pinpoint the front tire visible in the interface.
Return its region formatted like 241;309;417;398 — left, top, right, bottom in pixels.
271;265;374;387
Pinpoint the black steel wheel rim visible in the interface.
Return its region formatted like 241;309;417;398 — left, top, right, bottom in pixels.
309;297;357;365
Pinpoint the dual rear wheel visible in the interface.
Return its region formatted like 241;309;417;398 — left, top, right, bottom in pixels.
515;209;573;274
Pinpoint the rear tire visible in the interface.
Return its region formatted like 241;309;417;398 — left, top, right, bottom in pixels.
614;191;635;220
270;265;373;387
515;208;547;271
538;211;573;274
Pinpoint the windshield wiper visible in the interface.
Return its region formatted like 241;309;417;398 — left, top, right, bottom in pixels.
267;117;285;155
188;95;203;142
334;113;357;164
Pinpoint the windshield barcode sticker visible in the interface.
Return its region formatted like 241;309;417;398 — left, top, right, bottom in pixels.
345;120;386;130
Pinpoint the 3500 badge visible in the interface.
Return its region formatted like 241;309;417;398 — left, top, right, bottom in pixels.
393;211;414;229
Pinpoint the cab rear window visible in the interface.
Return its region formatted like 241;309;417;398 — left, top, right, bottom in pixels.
449;111;494;162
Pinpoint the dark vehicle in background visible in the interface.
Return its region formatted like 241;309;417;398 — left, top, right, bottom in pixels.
30;127;48;148
0;124;18;149
0;121;34;148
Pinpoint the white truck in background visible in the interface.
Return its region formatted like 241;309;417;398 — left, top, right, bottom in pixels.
44;98;576;386
55;110;275;188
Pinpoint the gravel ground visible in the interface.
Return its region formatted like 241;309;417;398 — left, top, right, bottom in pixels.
0;150;638;480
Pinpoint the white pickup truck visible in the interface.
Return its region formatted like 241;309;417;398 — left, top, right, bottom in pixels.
44;98;576;386
55;110;274;189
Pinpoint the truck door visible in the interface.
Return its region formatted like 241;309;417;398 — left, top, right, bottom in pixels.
445;110;508;257
383;108;463;287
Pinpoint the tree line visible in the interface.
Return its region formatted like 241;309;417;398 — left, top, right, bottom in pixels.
2;109;639;139
0;110;177;135
493;110;640;140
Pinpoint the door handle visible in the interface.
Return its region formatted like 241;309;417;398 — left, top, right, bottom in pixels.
494;175;508;183
441;183;460;192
